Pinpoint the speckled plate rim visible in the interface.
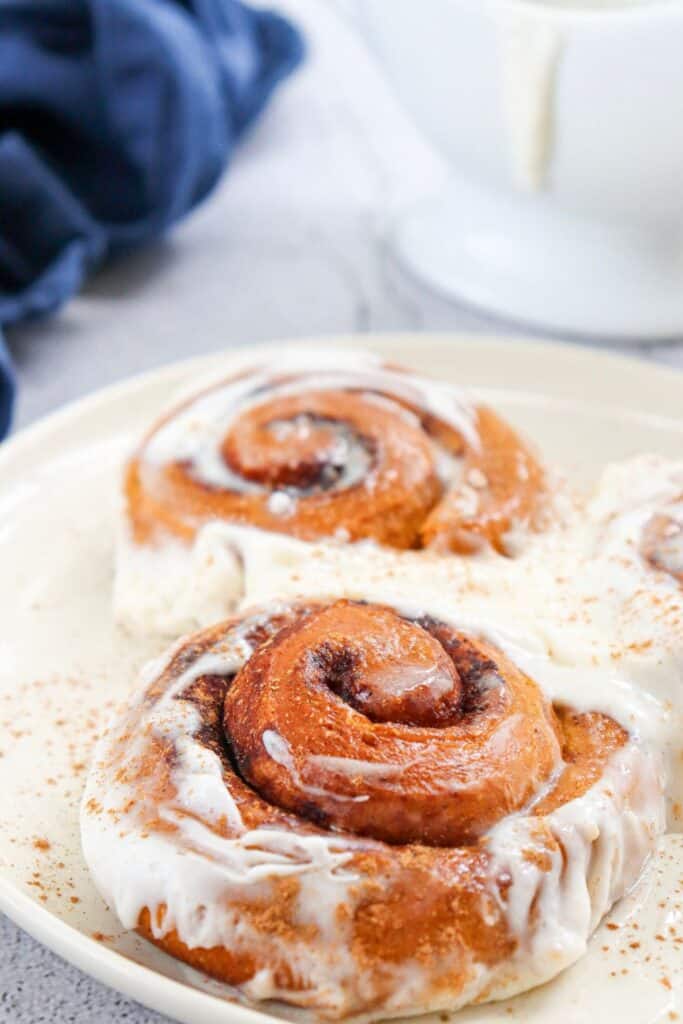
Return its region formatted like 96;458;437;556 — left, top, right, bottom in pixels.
0;332;682;1024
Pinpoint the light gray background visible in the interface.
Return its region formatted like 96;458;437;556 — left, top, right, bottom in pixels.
2;1;682;1021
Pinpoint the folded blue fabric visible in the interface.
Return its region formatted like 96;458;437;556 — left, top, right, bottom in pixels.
0;0;304;437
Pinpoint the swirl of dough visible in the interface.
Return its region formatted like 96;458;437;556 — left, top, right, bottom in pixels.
81;598;663;1019
225;600;560;845
124;350;547;554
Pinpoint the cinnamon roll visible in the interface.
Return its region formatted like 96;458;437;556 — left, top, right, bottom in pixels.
114;348;548;634
81;598;663;1020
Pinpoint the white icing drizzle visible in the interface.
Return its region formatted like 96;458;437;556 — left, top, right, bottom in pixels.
362;660;455;700
262;729;369;805
306;754;406;781
485;740;664;997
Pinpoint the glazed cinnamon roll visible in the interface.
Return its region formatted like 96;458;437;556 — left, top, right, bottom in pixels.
81;598;663;1020
115;348;548;634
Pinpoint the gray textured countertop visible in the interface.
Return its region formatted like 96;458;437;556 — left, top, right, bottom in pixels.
2;1;682;1022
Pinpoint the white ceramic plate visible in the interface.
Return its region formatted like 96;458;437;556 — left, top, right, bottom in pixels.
1;335;682;1024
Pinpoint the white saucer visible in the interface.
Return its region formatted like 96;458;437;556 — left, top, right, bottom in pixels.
393;180;683;341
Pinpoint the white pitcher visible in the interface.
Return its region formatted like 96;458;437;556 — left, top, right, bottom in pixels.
341;0;683;339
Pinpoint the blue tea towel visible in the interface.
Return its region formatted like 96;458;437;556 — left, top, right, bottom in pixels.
0;0;304;437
